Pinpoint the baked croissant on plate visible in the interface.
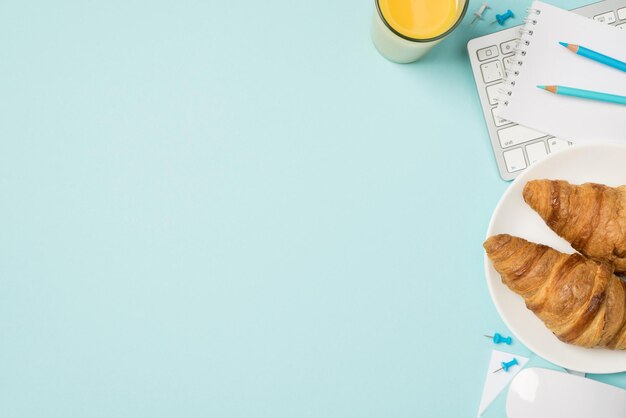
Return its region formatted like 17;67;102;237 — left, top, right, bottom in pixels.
484;234;626;349
523;179;626;274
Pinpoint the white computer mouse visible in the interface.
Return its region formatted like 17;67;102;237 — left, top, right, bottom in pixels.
506;368;626;418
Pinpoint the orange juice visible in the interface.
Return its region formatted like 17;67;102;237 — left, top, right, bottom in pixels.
371;0;467;63
378;0;465;40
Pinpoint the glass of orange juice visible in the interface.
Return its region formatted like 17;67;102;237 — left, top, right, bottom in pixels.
372;0;468;63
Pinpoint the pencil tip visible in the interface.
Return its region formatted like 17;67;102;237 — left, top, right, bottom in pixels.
539;85;558;93
558;41;568;47
537;85;558;93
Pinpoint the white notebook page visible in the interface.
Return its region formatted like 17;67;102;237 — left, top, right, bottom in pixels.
496;1;626;145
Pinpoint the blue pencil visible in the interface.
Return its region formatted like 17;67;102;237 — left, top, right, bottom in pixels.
559;42;626;72
537;85;626;106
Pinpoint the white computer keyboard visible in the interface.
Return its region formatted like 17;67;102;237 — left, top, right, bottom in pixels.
468;0;626;181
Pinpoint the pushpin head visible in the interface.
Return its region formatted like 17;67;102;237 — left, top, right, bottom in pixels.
484;333;513;345
493;333;512;345
492;357;519;373
502;358;519;372
495;9;514;25
471;2;490;24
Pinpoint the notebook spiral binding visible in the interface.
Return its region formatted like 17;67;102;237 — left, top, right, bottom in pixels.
496;7;543;107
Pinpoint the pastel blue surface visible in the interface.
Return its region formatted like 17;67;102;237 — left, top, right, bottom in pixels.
1;1;623;417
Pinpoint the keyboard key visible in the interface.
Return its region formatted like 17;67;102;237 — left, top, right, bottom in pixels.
491;107;509;127
486;82;503;105
619;7;626;20
480;60;503;83
498;125;547;148
477;45;499;61
526;142;548;164
503;56;516;72
617;23;626;29
594;11;616;24
548;138;571;153
500;39;518;55
503;148;527;172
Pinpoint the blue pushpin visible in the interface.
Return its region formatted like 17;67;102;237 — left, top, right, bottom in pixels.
492;358;519;373
484;333;512;345
491;9;514;25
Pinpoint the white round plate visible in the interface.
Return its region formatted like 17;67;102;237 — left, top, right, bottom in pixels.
485;143;626;374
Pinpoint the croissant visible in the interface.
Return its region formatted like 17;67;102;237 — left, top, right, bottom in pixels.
523;179;626;274
484;234;626;349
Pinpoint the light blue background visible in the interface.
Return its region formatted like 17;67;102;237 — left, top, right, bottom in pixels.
2;0;623;417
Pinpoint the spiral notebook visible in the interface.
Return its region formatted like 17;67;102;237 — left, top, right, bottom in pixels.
496;1;626;145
